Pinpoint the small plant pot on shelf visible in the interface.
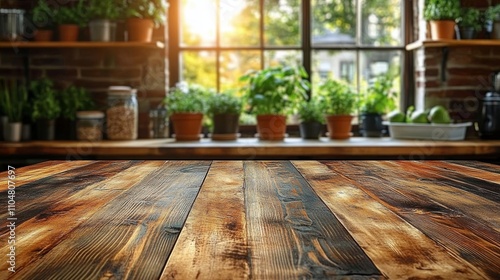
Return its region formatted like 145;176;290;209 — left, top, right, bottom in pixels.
359;113;384;137
5;122;22;142
299;122;322;140
325;115;353;140
34;29;54;41
171;113;203;141
89;19;116;42
459;27;476;39
256;114;287;141
58;24;79;41
126;18;154;42
212;113;240;141
429;20;456;40
36;119;56;140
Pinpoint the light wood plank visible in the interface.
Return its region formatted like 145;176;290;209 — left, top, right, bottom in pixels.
324;161;500;279
9;161;211;280
244;161;381;279
161;161;248;280
294;161;487;279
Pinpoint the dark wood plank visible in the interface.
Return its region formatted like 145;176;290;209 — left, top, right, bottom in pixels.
293;160;486;280
9;161;211;280
449;160;500;174
324;161;500;279
161;161;249;279
0;161;166;278
243;161;381;279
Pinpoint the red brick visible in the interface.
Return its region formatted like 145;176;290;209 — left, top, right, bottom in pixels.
424;57;440;67
448;67;493;77
45;68;78;79
424;68;439;78
30;57;65;67
81;68;142;79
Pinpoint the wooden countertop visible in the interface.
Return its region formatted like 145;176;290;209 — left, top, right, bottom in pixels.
1;160;499;279
1;138;500;159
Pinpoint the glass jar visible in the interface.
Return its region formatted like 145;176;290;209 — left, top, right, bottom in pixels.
149;108;169;138
106;86;138;140
76;111;105;141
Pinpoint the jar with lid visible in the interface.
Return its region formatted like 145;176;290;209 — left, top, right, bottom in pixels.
76;111;105;141
106;86;138;140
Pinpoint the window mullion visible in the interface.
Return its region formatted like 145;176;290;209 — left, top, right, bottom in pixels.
302;0;312;98
216;0;221;92
260;0;265;68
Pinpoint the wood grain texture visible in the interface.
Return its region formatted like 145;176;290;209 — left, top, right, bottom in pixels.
293;160;486;280
323;161;500;279
243;161;381;279
8;161;211;280
161;161;249;280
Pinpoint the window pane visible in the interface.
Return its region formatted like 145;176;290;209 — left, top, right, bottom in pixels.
181;0;216;46
264;0;301;46
181;51;217;89
361;0;402;46
220;0;260;47
311;0;357;46
265;50;302;68
220;51;261;92
312;50;357;89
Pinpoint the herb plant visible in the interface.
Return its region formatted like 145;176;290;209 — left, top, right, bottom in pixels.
164;83;208;115
318;79;357;116
30;77;61;121
457;8;482;30
298;98;324;123
207;90;243;116
125;0;169;27
240;66;310;116
0;79;28;123
360;74;397;115
485;5;500;22
87;0;123;21
59;85;95;120
54;1;87;27
423;0;461;21
31;0;56;29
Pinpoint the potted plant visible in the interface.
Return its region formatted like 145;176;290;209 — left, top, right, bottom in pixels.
318;79;357;140
30;77;61;140
298;97;324;140
423;0;461;40
207;90;243;141
240;65;310;141
57;85;94;140
457;8;481;39
0;79;27;142
485;5;500;39
87;0;122;42
163;83;208;141
54;2;86;42
31;0;56;41
125;0;168;42
359;74;397;137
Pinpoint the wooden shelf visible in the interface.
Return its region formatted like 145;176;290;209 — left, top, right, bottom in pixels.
0;41;165;49
406;39;500;51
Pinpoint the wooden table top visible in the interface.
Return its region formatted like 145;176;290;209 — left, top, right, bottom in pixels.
1;138;500;159
1;160;499;279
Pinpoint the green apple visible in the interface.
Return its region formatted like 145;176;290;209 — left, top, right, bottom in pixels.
428;105;451;124
388;110;405;122
405;106;415;123
410;110;430;123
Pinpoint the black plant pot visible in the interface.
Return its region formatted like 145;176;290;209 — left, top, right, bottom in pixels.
299;122;322;140
212;113;240;141
56;118;76;140
359;113;384;137
36;119;56;140
459;27;476;39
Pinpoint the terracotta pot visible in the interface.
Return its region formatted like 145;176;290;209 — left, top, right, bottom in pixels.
171;113;203;141
58;24;79;41
126;18;154;42
34;29;53;41
325;115;353;140
256;114;287;141
212;113;240;141
429;20;456;40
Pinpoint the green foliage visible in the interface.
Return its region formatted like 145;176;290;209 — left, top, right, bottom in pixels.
30;77;61;121
164;83;209;115
31;0;56;29
298;97;324;124
54;1;87;27
125;0;169;27
485;5;500;21
239;66;310;116
318;79;357;116
87;0;123;20
0;79;28;123
457;8;482;30
360;74;397;114
58;86;95;120
423;0;461;21
207;90;243;116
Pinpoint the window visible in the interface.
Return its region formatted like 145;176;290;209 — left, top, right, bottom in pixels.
169;0;406;99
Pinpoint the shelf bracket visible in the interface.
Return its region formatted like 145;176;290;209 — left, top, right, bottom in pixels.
441;47;449;82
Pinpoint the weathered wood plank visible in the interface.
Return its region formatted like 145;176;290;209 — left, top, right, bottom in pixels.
448;160;500;174
438;161;500;184
9;161;211;280
0;161;166;278
161;161;248;280
293;160;486;280
324;161;500;279
243;161;381;279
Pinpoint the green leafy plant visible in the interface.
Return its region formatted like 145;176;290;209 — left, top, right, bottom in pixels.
58;85;95;120
360;74;397;114
125;0;169;27
298;98;324;123
54;1;88;27
240;66;310;116
163;83;209;115
457;8;482;30
423;0;460;21
31;0;56;29
30;77;61;121
87;0;123;21
318;79;357;116
485;5;500;21
207;90;243;116
0;79;28;123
